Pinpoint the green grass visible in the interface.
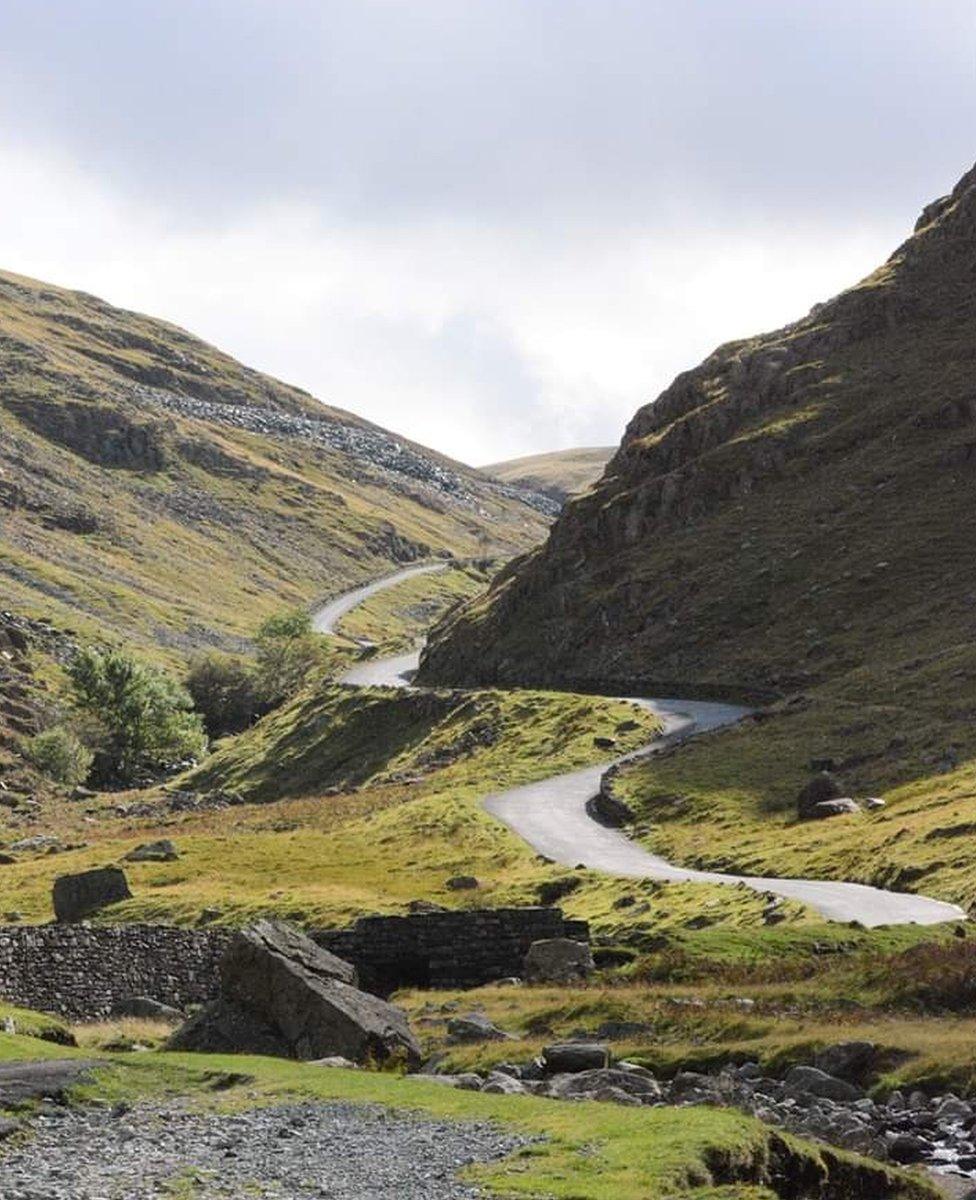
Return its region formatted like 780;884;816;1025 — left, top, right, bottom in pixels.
336;562;491;651
0;1032;938;1199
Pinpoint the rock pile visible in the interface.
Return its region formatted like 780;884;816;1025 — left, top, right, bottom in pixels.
137;387;559;518
424;1040;976;1184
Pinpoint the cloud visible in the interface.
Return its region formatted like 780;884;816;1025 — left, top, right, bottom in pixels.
0;2;971;461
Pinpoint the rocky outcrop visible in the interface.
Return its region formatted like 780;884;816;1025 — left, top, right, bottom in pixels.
420;164;976;701
167;920;421;1067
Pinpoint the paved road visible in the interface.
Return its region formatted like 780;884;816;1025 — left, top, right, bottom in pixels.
318;570;966;928
312;562;449;635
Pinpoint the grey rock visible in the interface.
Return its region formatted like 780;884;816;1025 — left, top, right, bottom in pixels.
167;919;420;1067
807;798;861;819
888;1132;931;1164
546;1068;661;1102
446;1013;513;1044
123;839;180;863
785;1065;864;1102
111;996;184;1022
480;1073;526;1095
523;938;594;984
542;1042;609;1074
52;866;131;921
813;1041;877;1083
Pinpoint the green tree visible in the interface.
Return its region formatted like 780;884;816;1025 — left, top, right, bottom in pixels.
186;652;262;738
254;607;326;704
67;647;207;784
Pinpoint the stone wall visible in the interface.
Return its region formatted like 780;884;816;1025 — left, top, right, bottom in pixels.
314;907;588;995
0;924;231;1020
0;908;588;1019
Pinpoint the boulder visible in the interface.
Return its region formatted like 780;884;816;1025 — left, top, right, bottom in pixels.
123;840;179;863
446;1013;513;1044
796;771;844;818
481;1073;527;1095
111;996;184;1022
785;1065;864;1101
523;938;594;984
806;798;861;820
813;1041;877;1084
52;866;131;921
542;1042;609;1074
167;919;420;1068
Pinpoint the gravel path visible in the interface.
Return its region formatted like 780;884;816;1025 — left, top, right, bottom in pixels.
321;570;966;929
1;1100;526;1199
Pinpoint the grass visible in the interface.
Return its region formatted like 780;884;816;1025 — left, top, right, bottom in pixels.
0;681;671;927
0;267;547;666
0;1030;939;1199
335;561;491;651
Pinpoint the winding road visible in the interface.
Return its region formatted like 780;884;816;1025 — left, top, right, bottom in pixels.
317;565;965;928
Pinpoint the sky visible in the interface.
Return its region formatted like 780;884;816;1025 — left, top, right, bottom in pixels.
0;2;972;465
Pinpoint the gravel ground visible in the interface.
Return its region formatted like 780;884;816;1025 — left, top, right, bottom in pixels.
0;1100;528;1199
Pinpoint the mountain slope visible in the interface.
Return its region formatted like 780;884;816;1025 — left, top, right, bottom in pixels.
483;446;613;504
423;164;976;698
0;270;549;658
419;163;976;909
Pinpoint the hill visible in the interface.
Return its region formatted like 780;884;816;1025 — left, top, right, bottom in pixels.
0;268;550;661
420;164;976;910
482;446;613;504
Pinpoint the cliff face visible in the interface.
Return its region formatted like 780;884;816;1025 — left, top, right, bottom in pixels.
0;270;549;657
421;165;976;699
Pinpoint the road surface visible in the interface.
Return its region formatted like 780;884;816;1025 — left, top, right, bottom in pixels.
316;567;966;928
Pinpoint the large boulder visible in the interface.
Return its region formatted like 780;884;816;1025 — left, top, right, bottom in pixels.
785;1065;864;1101
52;867;131;921
167;920;421;1068
542;1042;609;1073
111;996;184;1022
813;1041;878;1084
523;938;594;984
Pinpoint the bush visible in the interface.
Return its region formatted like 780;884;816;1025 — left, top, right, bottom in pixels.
186;652;262;738
23;726;93;786
254;607;327;704
67;647;207;785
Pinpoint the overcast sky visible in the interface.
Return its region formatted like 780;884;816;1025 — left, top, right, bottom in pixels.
0;2;972;464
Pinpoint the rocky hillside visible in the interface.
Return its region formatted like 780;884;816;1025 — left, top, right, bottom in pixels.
422;164;976;700
0;270;550;658
483;446;613;505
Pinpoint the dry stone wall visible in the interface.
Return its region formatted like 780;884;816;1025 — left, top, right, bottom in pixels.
0;908;588;1018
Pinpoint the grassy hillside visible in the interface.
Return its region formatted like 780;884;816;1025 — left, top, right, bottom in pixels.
483;446;613;503
0;268;547;662
421;164;976;909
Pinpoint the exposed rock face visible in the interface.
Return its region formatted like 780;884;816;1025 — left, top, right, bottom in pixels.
52;867;132;922
420;164;976;700
523;938;595;984
167;920;421;1067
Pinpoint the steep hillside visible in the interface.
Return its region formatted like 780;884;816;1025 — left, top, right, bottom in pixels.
420;163;976;909
483;446;613;504
0;269;549;659
423;164;976;698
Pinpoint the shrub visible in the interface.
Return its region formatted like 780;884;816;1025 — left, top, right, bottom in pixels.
254;607;327;704
186;652;262;738
67;647;207;784
23;726;93;786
